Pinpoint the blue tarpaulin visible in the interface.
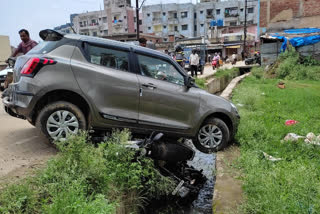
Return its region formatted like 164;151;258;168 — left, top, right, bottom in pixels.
289;35;320;47
284;28;320;34
271;28;320;52
210;19;223;27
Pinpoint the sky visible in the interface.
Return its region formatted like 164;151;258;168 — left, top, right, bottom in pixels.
0;0;197;47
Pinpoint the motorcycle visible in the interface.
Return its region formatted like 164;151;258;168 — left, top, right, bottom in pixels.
245;54;261;65
126;133;206;199
211;59;219;70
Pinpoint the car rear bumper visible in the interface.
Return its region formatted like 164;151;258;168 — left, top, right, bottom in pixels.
2;88;33;120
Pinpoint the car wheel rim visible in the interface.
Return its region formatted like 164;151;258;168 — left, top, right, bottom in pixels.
46;110;79;141
198;125;223;149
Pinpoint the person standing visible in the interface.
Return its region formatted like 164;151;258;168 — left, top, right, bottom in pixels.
190;49;200;78
139;38;147;47
10;29;38;58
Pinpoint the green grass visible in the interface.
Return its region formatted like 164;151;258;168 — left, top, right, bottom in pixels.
214;67;240;78
232;75;320;214
0;130;175;214
195;78;207;90
269;48;320;81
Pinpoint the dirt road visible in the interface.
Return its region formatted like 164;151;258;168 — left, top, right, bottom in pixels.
0;100;56;182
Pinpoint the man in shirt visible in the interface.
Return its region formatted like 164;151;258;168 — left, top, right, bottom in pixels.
139;38;147;47
190;49;200;78
11;29;38;57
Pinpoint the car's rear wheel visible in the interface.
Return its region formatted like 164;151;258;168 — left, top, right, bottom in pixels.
36;101;87;142
193;118;230;153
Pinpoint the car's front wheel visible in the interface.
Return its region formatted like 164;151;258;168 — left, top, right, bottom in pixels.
193;118;230;153
36;101;87;142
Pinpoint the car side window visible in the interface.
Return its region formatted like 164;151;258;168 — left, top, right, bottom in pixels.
87;44;129;72
137;54;185;86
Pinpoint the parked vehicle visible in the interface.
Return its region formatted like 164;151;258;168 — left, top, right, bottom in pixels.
127;132;206;198
2;29;240;153
0;58;15;91
245;52;261;65
211;59;219;70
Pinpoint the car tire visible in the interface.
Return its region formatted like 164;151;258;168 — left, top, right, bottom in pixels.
193;118;230;153
36;101;87;142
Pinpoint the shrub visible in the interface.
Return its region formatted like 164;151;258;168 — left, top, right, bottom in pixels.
195;78;207;90
0;131;176;214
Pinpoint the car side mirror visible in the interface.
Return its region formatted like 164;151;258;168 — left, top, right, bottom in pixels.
185;76;195;88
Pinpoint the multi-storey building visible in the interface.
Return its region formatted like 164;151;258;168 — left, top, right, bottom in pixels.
54;0;142;37
142;0;258;41
142;3;195;42
72;10;108;37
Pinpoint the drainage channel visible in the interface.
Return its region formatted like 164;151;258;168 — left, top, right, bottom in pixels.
143;142;216;214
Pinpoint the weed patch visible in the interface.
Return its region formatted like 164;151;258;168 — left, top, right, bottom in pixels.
232;75;320;213
0;131;175;214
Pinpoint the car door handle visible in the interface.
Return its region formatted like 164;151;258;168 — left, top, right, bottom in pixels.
142;83;157;90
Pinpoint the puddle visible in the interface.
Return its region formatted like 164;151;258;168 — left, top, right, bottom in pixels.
143;141;216;214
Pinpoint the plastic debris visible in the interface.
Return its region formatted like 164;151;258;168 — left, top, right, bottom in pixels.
304;132;320;146
284;133;305;142
263;152;283;162
285;120;299;126
237;103;244;107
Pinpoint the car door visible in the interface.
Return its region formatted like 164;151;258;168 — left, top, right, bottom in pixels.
135;53;200;132
71;42;140;127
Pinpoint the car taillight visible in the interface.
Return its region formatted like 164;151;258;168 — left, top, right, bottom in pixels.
21;57;56;77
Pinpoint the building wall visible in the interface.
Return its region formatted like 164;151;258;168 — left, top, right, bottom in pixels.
142;0;259;41
0;36;11;67
73;10;108;37
260;0;320;33
142;3;195;41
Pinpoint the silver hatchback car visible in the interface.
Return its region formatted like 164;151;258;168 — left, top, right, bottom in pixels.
3;29;239;153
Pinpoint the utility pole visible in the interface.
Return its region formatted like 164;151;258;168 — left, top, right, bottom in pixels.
243;0;248;59
136;0;140;40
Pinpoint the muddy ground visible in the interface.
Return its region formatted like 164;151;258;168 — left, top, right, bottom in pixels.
0;100;56;183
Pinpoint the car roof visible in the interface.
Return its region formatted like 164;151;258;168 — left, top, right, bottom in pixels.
64;33;172;60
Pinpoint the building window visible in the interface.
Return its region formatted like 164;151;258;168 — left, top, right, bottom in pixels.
93;31;98;36
163;12;166;16
181;24;188;31
174;13;177;18
216;9;221;15
92;19;96;24
79;21;83;27
194;25;197;31
87;44;129;71
148;27;151;30
200;11;203;14
248;20;254;24
207;9;213;17
230;21;237;26
99;18;101;21
124;16;127;19
181;11;188;18
102;17;107;23
147;13;150;17
164;25;167;29
104;30;108;35
194;12;197;19
200;24;204;27
125;28;128;31
174;26;178;31
83;21;87;27
164;38;168;42
240;8;244;12
139;20;142;25
248;8;254;13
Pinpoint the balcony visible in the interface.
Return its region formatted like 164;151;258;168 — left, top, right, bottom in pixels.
152;18;162;24
206;14;214;19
